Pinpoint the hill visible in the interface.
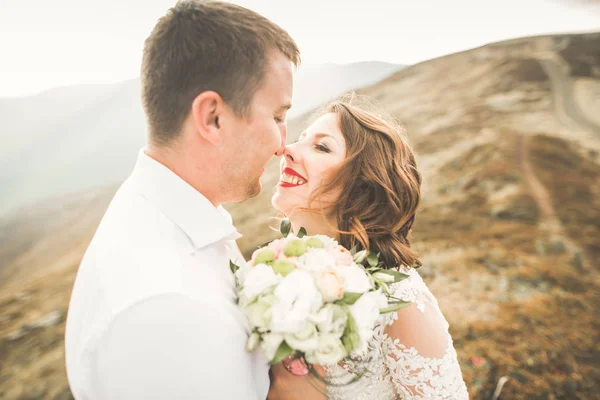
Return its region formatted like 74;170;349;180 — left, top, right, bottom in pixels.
1;32;599;399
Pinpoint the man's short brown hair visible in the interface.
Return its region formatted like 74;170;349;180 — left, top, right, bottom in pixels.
141;0;300;145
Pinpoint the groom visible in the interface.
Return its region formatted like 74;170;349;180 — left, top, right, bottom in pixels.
64;1;299;399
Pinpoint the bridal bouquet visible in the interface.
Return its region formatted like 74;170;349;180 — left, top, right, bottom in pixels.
230;220;411;368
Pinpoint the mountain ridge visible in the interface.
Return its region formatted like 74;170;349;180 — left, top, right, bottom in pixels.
1;32;599;399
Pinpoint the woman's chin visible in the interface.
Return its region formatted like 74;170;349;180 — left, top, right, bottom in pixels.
271;192;294;215
271;192;284;212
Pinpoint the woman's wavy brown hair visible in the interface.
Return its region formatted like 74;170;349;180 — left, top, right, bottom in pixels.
309;96;423;270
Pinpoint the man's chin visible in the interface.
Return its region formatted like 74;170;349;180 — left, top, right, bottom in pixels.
239;179;262;201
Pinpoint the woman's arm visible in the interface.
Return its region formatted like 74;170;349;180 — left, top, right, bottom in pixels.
382;294;469;399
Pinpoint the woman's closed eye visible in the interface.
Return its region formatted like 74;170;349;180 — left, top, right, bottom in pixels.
315;142;331;153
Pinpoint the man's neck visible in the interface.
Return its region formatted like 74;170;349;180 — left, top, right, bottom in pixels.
145;145;222;207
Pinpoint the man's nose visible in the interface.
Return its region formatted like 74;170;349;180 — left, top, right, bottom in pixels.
274;124;288;157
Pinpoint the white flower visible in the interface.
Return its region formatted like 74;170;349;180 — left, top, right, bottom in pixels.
298;248;336;272
241;264;280;301
260;333;284;361
352;250;368;264
373;271;395;283
310;303;347;338
271;270;323;334
305;334;347;365
235;261;252;284
334;264;373;294
246;332;260;352
311;234;338;248
349;290;388;354
243;293;276;331
284;322;319;352
315;270;344;302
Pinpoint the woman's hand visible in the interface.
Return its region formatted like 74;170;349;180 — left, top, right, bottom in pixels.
267;357;327;400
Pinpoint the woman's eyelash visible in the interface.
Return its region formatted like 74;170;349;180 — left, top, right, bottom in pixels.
315;143;331;153
293;137;330;153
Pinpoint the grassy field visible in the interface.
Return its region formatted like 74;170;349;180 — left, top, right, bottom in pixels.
1;32;599;399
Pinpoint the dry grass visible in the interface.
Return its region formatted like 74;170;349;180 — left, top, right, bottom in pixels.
1;32;599;399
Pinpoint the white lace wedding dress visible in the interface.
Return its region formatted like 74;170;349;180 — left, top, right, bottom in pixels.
323;267;469;399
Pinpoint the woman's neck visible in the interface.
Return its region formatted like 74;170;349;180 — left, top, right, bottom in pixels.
288;212;339;240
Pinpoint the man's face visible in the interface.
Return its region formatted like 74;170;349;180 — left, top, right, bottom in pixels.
222;51;294;202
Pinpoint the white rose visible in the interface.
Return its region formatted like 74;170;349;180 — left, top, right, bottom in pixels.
284;322;319;352
315;270;344;302
271;270;323;334
244;293;276;331
311;234;338;248
305;334;347;365
349;290;388;355
310;303;348;338
298;248;337;272
241;264;280;301
260;333;284;362
335;264;372;294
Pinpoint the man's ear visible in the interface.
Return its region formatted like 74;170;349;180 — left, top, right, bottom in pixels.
191;91;224;146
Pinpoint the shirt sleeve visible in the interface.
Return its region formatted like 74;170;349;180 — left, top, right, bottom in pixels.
92;293;262;400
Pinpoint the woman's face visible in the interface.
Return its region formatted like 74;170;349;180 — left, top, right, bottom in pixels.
271;113;347;215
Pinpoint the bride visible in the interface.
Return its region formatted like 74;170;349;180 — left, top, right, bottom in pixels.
267;98;469;399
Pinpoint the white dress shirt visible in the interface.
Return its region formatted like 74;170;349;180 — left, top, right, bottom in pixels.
65;149;269;400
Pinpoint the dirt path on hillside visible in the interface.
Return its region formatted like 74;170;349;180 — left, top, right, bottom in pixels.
516;134;565;238
537;53;600;136
517;49;596;267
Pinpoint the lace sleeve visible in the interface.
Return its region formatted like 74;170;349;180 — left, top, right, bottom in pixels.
381;269;469;399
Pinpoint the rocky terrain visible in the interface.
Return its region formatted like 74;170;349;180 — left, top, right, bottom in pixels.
1;32;599;399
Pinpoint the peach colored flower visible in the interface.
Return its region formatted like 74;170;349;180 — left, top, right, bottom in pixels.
316;270;344;302
331;245;354;267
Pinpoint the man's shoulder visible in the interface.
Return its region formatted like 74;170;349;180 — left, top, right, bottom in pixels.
77;190;189;309
97;184;176;241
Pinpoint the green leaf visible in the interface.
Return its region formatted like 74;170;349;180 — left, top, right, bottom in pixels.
229;260;240;274
341;307;361;354
379;300;412;314
373;269;410;283
297;227;307;238
367;252;379;268
376;279;391;295
341;292;363;305
349;245;358;256
280;219;292;238
271;341;295;364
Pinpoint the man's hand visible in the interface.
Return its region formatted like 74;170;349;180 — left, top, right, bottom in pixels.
267;362;327;400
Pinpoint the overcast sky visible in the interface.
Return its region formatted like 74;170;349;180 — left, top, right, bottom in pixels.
1;0;598;97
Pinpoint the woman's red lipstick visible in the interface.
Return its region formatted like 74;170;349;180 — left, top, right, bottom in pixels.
279;167;308;187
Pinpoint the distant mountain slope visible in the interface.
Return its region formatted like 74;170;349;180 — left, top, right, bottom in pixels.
290;61;401;116
0;62;402;216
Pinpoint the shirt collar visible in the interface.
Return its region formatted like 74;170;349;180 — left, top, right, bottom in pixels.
127;148;242;250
